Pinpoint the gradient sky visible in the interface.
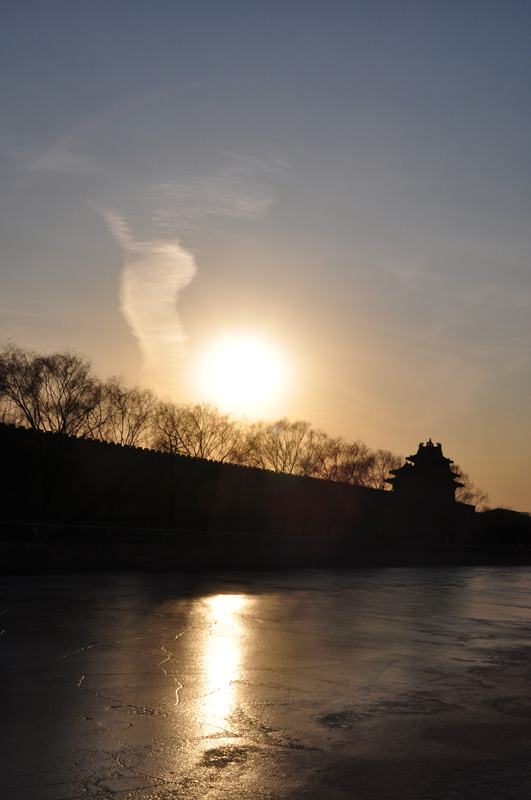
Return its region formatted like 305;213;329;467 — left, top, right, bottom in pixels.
2;1;530;510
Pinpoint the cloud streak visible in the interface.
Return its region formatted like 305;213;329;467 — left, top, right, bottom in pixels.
28;146;95;174
101;156;285;391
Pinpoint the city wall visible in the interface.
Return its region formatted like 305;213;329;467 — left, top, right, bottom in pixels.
1;423;529;572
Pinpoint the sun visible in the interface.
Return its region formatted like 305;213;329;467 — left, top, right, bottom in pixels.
194;333;291;417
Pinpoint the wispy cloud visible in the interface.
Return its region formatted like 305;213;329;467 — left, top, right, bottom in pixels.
102;209;197;377
100;155;286;390
151;156;284;224
28;146;95;174
0;133;95;174
119;240;197;363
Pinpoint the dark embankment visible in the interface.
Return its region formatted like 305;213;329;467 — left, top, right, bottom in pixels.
3;521;531;574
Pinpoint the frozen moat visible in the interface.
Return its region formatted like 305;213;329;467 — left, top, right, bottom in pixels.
2;567;531;799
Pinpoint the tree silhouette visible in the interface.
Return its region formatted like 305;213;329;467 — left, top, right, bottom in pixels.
366;449;404;490
88;377;155;447
0;343;102;435
242;418;319;474
151;401;245;462
452;465;490;510
0;343;104;518
310;437;375;485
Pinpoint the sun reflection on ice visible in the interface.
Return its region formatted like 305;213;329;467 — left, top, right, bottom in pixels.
200;594;248;730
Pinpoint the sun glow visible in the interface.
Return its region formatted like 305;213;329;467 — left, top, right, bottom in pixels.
194;333;291;417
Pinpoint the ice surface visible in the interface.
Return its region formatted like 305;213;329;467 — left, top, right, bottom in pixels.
2;568;531;799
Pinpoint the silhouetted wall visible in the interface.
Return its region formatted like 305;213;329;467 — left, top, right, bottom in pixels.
2;422;528;572
0;422;384;540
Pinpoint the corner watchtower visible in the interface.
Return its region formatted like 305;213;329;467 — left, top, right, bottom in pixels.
386;439;463;505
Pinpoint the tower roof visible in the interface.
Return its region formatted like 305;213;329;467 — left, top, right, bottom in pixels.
406;439;453;466
386;439;463;502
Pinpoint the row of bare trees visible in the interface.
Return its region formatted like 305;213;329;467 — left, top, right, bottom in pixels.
0;342;489;504
0;343;402;489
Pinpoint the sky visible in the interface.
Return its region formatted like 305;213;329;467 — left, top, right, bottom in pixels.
1;0;530;511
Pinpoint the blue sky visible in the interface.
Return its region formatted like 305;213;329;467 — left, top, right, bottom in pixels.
1;1;531;509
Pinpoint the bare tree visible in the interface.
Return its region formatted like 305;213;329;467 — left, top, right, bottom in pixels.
0;342;103;435
242;418;320;475
309;436;376;485
295;429;333;478
87;377;155;447
365;449;404;490
0;343;42;427
151;401;245;462
452;465;490;510
0;342;106;519
334;440;376;486
306;434;348;481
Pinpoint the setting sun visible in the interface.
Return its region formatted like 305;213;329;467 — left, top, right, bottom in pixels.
194;334;291;417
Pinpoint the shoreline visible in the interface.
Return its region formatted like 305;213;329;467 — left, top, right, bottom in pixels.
3;520;531;574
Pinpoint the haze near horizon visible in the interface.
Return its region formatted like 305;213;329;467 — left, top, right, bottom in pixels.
1;1;530;511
